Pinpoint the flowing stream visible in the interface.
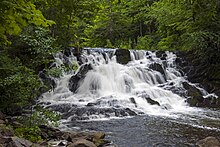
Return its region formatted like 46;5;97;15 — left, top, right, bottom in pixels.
39;48;220;146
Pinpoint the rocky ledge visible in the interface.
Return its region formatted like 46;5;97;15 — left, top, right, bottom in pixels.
0;112;114;147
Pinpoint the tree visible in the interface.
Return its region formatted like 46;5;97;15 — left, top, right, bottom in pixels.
0;0;54;46
148;0;220;50
34;0;99;48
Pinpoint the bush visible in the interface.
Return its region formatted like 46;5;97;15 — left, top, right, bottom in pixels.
15;106;60;142
0;53;42;114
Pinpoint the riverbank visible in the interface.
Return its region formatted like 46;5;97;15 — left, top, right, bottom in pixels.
0;112;114;147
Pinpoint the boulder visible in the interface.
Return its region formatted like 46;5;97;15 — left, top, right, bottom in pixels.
196;136;220;147
69;63;93;93
115;49;131;64
68;139;96;147
92;132;105;140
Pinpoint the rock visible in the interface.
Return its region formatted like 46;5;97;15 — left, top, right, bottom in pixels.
129;97;137;107
145;98;160;106
196;136;220;147
183;82;204;106
115;49;131;64
62;131;91;143
69;63;93;93
0;135;12;144
68;139;96;147
149;63;166;77
93;139;110;147
38;140;49;146
156;51;167;60
47;140;68;147
92;132;105;140
39;125;64;139
47;103;75;113
7;137;33;147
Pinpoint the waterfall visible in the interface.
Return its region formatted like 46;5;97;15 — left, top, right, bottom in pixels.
39;48;216;121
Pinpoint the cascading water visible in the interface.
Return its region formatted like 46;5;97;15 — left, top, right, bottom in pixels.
39;48;220;146
40;48;216;119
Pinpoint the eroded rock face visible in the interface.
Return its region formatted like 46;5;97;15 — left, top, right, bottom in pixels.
115;49;131;64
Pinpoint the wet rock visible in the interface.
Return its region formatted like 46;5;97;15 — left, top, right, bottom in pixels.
149;63;166;77
66;107;137;121
183;82;204;106
125;108;137;116
68;75;81;93
196;136;220;147
129;97;137;107
39;71;56;91
156;51;167;60
145;98;160;106
87;103;96;107
47;140;68;146
198;95;220;108
115;49;131;64
69;63;93;93
68;139;96;147
47;104;74;113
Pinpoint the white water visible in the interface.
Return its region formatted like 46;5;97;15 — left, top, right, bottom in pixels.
40;48;217;121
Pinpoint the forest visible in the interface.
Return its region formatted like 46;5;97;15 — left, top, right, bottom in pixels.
1;0;220;145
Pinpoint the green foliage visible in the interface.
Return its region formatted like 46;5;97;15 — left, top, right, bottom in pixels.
148;0;220;51
0;0;55;46
15;106;60;142
25;107;60;127
15;126;42;142
0;53;42;114
35;0;99;48
46;61;78;78
136;36;155;50
46;67;63;78
12;26;60;71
